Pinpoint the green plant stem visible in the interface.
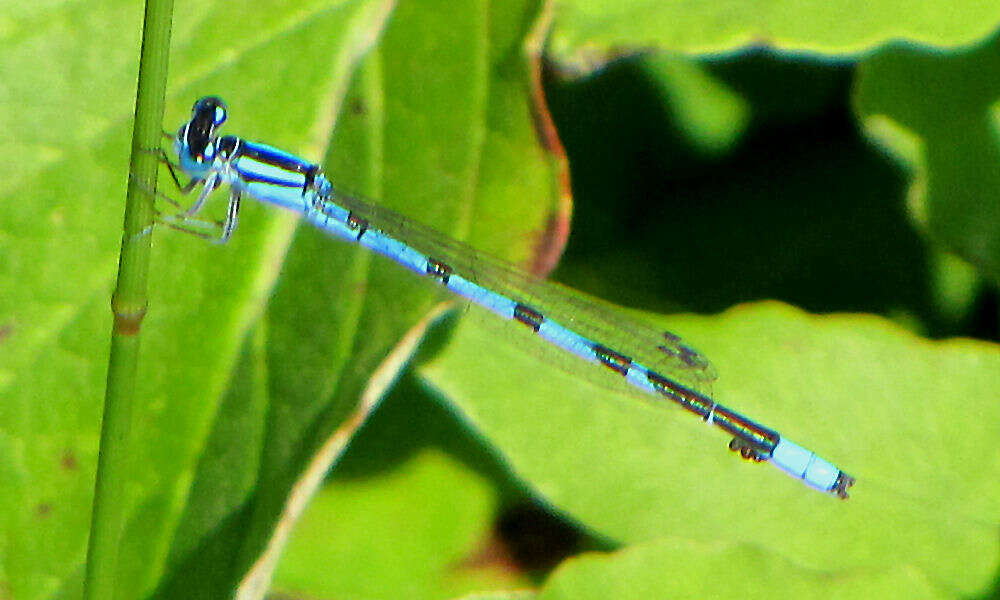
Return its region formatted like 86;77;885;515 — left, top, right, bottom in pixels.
83;0;174;598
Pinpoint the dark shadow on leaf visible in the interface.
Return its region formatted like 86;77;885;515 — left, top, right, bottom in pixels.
544;51;995;340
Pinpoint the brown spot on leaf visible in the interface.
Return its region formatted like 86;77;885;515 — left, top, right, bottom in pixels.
61;450;78;471
455;530;520;574
36;503;52;517
0;323;12;344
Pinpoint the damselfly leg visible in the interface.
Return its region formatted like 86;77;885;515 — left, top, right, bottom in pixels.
141;144;200;195
127;172;227;241
139;143;241;243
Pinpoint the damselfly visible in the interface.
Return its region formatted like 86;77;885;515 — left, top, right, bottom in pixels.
153;96;855;499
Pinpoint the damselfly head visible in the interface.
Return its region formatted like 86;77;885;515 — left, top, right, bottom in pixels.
191;96;228;128
183;96;229;164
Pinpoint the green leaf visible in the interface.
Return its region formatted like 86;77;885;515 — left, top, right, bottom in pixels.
270;379;532;600
547;0;1000;73
274;450;501;599
0;0;562;597
215;0;564;594
855;32;1000;283
418;302;1000;596
537;538;945;599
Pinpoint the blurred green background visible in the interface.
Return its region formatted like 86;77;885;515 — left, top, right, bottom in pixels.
1;1;999;599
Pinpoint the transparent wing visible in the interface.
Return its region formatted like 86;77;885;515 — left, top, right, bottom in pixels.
330;188;718;394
